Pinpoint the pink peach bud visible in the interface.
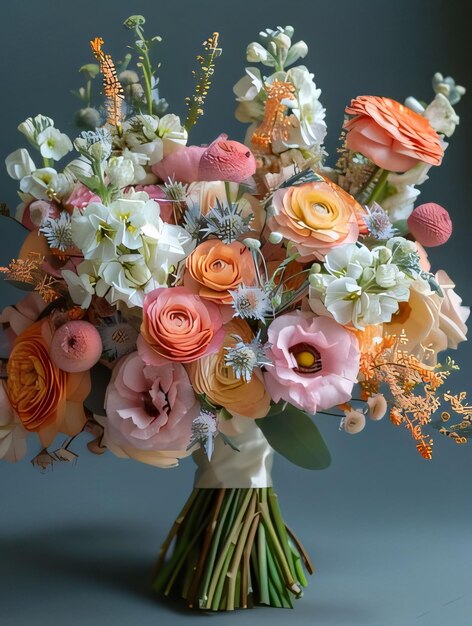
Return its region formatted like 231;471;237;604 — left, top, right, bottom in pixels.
407;202;452;247
51;320;102;373
367;394;388;420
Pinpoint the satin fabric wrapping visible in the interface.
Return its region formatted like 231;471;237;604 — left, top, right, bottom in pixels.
193;420;274;488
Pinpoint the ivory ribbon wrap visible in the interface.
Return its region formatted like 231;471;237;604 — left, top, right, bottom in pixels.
193;419;274;488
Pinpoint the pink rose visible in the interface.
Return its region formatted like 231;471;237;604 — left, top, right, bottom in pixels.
264;311;360;414
104;351;200;463
138;287;224;365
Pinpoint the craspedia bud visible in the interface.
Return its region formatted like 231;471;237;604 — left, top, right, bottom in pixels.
51;321;103;373
407;202;452;247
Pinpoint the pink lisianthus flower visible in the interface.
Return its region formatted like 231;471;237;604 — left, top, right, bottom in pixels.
264;311;360;414
103;351;200;467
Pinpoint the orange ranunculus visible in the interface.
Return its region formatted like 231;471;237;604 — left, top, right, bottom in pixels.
185;240;256;304
138;287;225;365
187;319;271;419
268;178;360;261
344;96;443;173
6;320;90;446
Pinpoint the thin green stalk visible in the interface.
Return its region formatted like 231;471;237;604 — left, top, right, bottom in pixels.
205;489;254;608
268;490;298;581
226;491;257;610
365;168;389;206
257;523;270;605
199;489;236;607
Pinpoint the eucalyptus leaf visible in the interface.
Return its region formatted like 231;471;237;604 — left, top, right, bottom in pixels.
256;406;331;470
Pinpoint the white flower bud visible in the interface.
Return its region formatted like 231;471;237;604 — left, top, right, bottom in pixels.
246;42;270;63
285;40;309;66
343;410;366;434
242;237;261;251
273;32;291;51
375;264;398;289
310;263;322;275
268;232;284;244
107;156;135;188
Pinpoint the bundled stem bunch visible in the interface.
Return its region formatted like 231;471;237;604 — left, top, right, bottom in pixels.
153;487;313;610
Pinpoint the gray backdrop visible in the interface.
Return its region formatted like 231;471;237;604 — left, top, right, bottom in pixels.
0;1;471;625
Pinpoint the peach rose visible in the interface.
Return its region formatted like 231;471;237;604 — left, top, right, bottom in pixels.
344;96;443;173
187;319;271;419
6;320;90;446
185;240;256;304
268;179;360;261
138;287;224;365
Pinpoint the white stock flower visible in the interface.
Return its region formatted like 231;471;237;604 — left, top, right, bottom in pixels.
246;42;270;63
272;66;327;152
424;93;460;137
125;113;187;165
62;260;99;309
309;242;414;329
19;167;59;200
71;202;117;260
37;127;73;161
17;114;54;145
5;148;36;180
107;156;136;188
97;253;153;307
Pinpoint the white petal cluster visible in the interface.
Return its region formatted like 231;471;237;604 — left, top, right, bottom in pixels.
124;113;187;166
309;239;420;329
69;190;193;307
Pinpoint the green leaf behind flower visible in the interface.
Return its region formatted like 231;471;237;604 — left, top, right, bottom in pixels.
256;404;331;470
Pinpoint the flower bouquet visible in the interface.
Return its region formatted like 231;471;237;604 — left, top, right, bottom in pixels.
1;15;469;612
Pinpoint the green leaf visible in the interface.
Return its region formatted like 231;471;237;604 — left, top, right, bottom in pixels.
79;63;100;79
256;405;331;470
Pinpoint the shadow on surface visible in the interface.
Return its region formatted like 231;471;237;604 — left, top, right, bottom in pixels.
0;522;207;617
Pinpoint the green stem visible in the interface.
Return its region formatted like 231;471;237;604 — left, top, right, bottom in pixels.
365;168;389;206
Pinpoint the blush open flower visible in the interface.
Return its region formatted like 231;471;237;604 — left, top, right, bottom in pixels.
268;179;360;261
185;240;256;304
264;311;360;414
6;320;90;446
344;96;444;172
138;287;224;365
187;319;271;419
103;351;200;467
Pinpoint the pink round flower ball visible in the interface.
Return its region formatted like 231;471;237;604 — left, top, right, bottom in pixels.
407;203;452;247
51;321;103;373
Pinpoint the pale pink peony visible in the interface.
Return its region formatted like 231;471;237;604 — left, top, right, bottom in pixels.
104;351;200;464
264;311;360;414
152;145;205;183
152;135;256;184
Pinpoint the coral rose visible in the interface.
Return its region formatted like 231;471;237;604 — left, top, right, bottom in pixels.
185;240;256;304
187;319;271;419
268;179;360;261
344;96;443;172
138;287;224;365
264;311;360;414
6;320;90;446
103;351;200;467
